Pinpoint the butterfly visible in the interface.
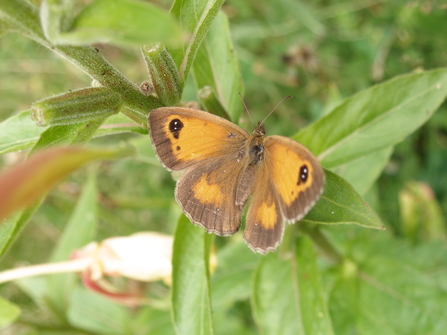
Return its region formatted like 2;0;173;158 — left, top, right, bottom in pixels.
148;107;324;253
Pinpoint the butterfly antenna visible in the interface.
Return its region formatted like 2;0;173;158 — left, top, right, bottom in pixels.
260;95;293;125
238;92;254;126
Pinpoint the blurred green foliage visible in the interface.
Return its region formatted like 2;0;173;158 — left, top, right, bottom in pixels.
0;0;446;334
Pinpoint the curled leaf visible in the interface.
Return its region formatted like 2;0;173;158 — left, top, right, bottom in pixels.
0;146;133;220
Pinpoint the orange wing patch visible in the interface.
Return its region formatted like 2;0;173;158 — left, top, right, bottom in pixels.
149;108;249;171
265;136;316;206
191;174;225;206
163;114;233;162
246;162;282;230
175;155;248;236
244;164;284;253
254;200;278;230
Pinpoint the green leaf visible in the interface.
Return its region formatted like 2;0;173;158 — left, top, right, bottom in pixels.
327;229;447;335
211;241;261;309
0;117;118;256
40;0;74;42
31;117;106;152
0;110;47;155
294;236;335;334
302;170;385;230
295;68;447;168
211;241;260;335
45;174;98;318
331;146;394;196
67;286;131;335
0;203;41;259
134;307;175;335
0;0;48;45
197;86;232;120
171;215;214;335
192;11;244;121
170;0;225;83
46;0;182;47
0;112;144;156
252;236;334;335
0;296;21;328
0;146;133;220
15;276;48;312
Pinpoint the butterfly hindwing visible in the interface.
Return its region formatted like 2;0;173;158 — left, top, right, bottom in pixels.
244;162;285;253
176;155;248;236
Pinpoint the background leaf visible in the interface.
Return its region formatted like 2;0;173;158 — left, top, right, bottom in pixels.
331;146;394;196
134;307;175;335
0;110;47;155
170;0;225;83
0;296;21;328
0;146;133;220
0;112;144;156
67;286;131;335
296;69;447;169
211;241;261;309
303;170;385;229
192;11;244;121
43;0;183;47
30;118;107;152
326;227;447;335
45;174;98;317
0;204;41;259
171;215;214;335
252;236;334;335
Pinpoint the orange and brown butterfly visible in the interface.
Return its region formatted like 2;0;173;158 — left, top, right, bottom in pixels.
148;106;324;253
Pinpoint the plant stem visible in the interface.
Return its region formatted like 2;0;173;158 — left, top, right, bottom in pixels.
0;258;91;284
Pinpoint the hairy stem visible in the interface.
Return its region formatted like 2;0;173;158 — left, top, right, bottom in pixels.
0;0;163;126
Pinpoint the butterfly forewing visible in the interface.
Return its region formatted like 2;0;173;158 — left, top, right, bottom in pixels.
264;135;324;221
149;108;249;171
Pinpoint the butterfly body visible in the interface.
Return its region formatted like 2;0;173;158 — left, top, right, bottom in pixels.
149;107;324;253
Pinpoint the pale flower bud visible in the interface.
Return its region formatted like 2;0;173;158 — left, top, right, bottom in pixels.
71;232;174;306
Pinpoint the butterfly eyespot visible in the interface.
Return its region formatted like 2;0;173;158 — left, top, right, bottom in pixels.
297;165;308;185
176;146;181;151
169;118;184;139
228;132;236;138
